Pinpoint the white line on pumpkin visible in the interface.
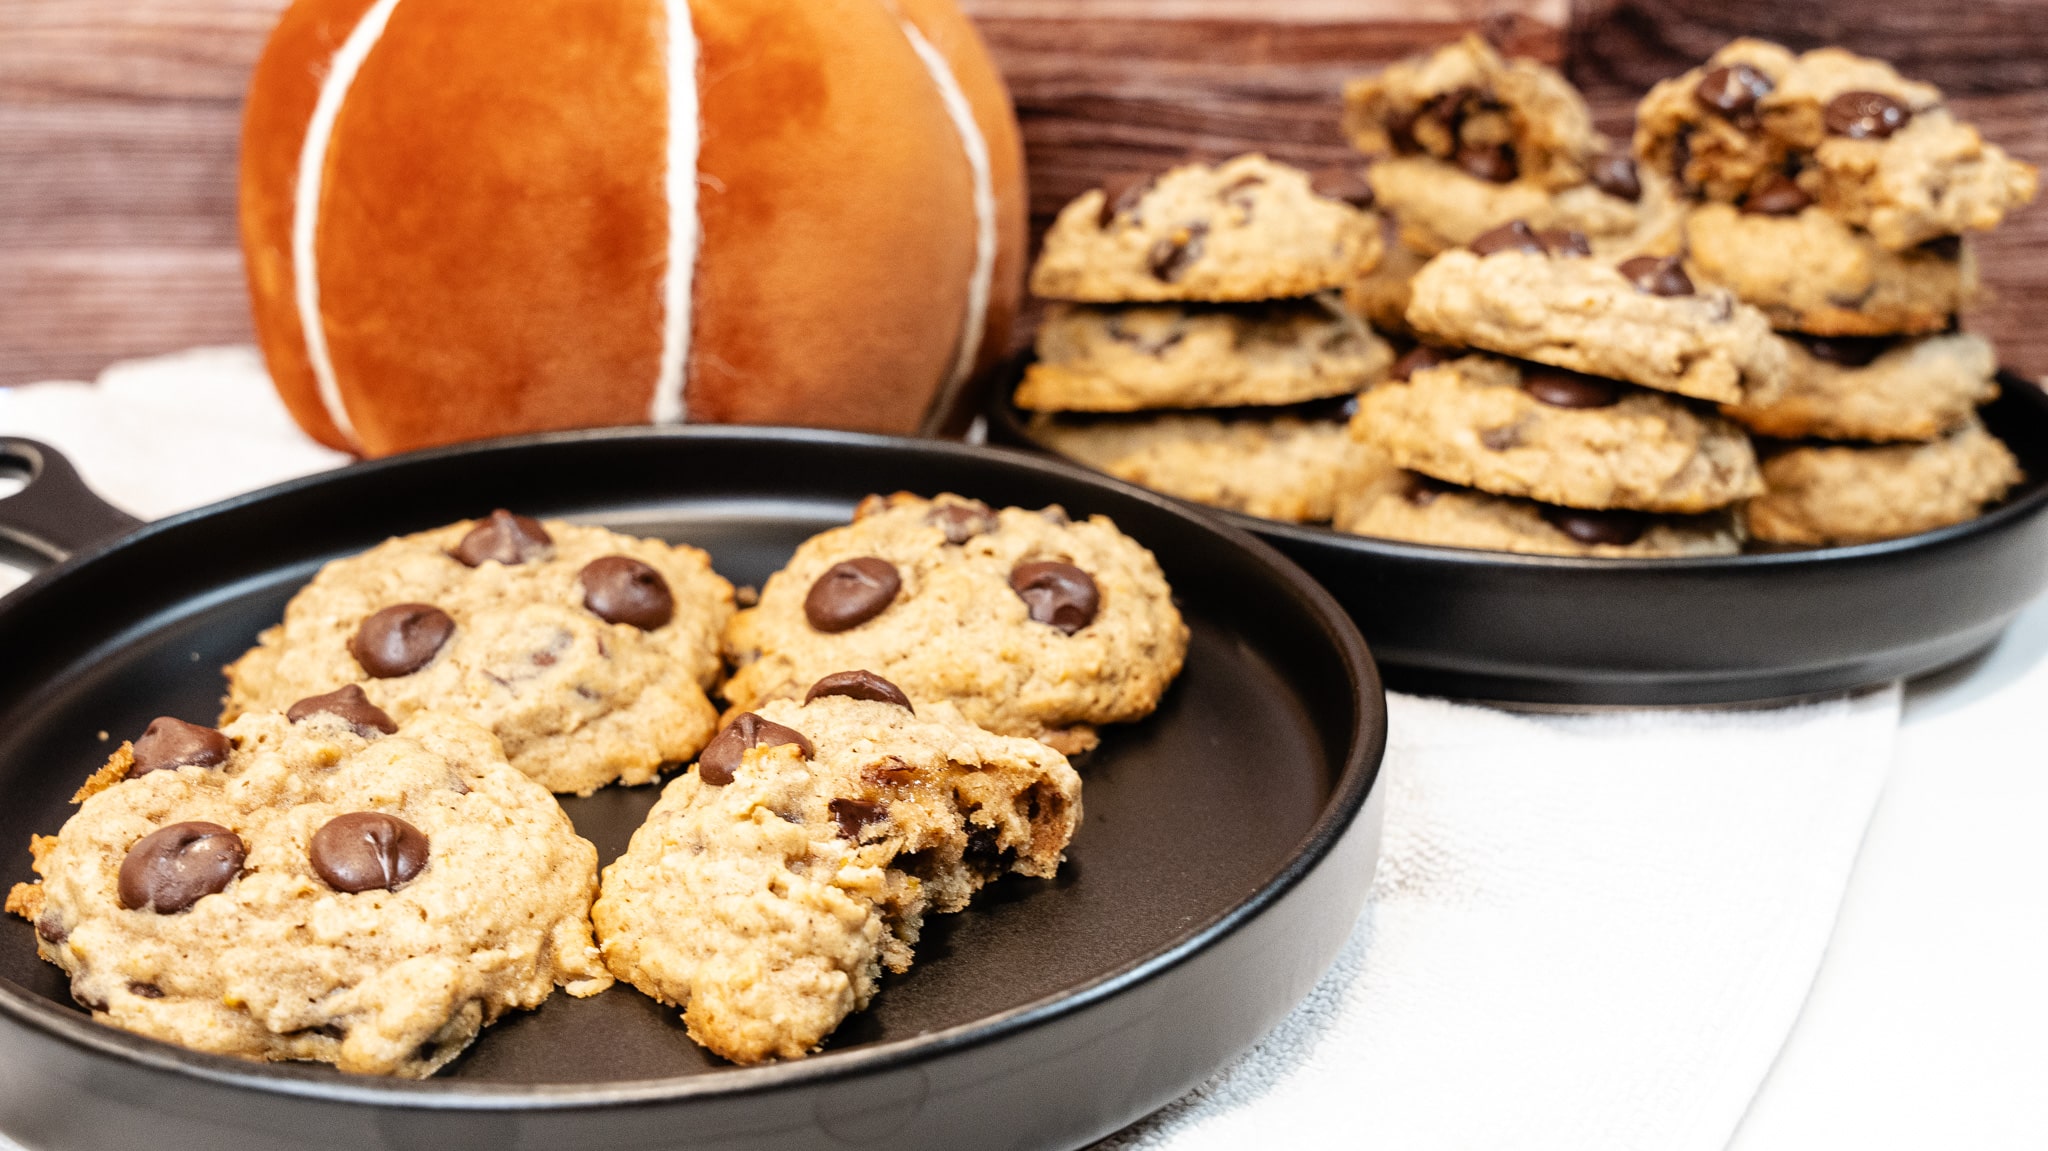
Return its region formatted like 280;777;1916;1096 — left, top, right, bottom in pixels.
900;19;998;399
291;0;406;452
650;0;703;426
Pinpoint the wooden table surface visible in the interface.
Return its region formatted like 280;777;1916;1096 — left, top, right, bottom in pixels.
4;0;2045;385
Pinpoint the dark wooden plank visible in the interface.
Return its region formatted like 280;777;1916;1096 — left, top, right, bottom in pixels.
0;102;241;250
0;249;251;383
0;0;286;103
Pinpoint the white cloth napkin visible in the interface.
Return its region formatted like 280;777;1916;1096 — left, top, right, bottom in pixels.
0;350;1904;1149
1104;689;1900;1150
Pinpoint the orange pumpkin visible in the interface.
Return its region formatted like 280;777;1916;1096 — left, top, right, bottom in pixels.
239;0;1025;456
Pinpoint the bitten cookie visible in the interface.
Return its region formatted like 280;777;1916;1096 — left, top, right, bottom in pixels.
1031;405;1397;523
1341;34;1597;190
1351;354;1763;513
1746;416;2023;545
592;689;1081;1064
223;513;735;795
5;706;611;1078
1404;240;1788;406
1723;333;1999;443
1682;204;1974;337
721;493;1188;755
1635;39;2036;249
1015;298;1393;413
1335;472;1741;557
1028;154;1383;303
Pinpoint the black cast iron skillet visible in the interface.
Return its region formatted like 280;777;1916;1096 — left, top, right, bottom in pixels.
991;369;2048;705
0;429;1382;1151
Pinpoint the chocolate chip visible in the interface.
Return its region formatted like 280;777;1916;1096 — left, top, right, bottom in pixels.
926;500;998;545
1825;90;1911;139
73;987;107;1013
449;510;552;567
829;798;888;841
864;756;917;784
1743;175;1812;216
1918;235;1962;260
1470;219;1546;256
128;717;231;779
1011;561;1100;634
1793;334;1894;367
1147;223;1209;283
1480;426;1522;451
963;825;1016;876
117;822;245;913
698;713;814;785
1535;228;1590;257
1589;151;1642;202
1671;129;1694;184
579;556;674;630
1455;142;1518;183
1617;255;1695;297
1096;172;1155;228
310;812;429;894
1521;368;1624;409
1309;165;1375;208
1390;344;1455;381
127;981;164;999
805;670;913;711
34;914;66;944
1696;63;1772;119
804;557;900;633
286;684;397;736
351;604;454;678
1540;506;1649;546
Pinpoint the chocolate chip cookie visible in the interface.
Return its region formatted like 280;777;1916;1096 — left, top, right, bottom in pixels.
721;493;1187;755
1724;333;1999;443
1682;203;1976;336
1365;155;1678;259
1029;405;1397;523
5;706;610;1077
1352;354;1763;513
1635;39;2037;250
1334;471;1741;557
1342;34;1598;190
1028;154;1384;303
222;514;735;796
1015;297;1393;412
593;689;1081;1064
1745;416;2023;545
1404;241;1788;406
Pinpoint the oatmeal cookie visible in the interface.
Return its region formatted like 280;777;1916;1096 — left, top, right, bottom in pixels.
1030;405;1397;523
721;494;1187;755
1335;471;1741;557
1636;39;2036;250
1342;34;1596;189
1746;416;2022;545
223;514;734;796
7;707;610;1078
1404;245;1788;406
1352;354;1762;513
593;691;1080;1064
1343;217;1431;336
1682;203;1975;336
1724;333;1999;443
1028;155;1383;303
1366;155;1679;259
1014;297;1392;412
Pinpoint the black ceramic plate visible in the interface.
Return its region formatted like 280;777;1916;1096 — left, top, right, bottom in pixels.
0;429;1381;1151
992;369;2048;705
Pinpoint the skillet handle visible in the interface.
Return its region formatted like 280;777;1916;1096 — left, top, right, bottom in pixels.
0;438;145;568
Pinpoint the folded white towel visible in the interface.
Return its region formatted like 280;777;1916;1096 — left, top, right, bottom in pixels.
1105;688;1900;1150
0;350;1902;1150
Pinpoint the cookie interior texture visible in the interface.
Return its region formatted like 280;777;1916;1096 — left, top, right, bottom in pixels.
222;517;735;796
592;694;1081;1064
7;710;611;1078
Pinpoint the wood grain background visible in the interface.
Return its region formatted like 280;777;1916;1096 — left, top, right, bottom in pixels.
3;0;2044;385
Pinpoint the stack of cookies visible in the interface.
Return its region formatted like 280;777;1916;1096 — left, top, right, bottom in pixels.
1634;40;2033;544
1017;153;1396;524
1339;224;1784;556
